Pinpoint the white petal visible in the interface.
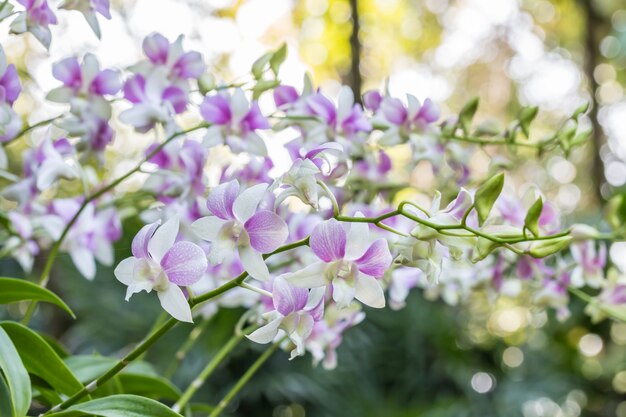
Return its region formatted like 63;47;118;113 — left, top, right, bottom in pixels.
332;277;356;308
336;86;354;123
355;273;386;308
36;162;77;190
157;284;193;322
148;217;179;262
70;246;96;280
239;244;270;281
114;257;135;285
345;215;370;260
247;316;282;344
233;183;268;222
406;94;421;119
284;261;328;288
191;216;228;242
230;88;250;124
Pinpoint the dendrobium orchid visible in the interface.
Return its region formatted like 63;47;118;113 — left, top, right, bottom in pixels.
570;241;607;288
373;94;440;146
200;89;270;155
286;218;392;308
248;276;324;359
191;180;289;281
114;217;208;322
134;33;205;82
10;0;58;49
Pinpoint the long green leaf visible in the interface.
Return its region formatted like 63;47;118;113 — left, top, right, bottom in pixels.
47;394;183;417
65;355;156;384
0;327;31;417
0;322;83;396
0;372;13;417
0;277;74;317
116;374;180;400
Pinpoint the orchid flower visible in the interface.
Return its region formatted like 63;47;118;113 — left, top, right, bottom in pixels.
200;88;270;156
10;0;58;49
119;69;187;133
0;46;22;142
248;276;324;359
570;241;607;288
60;0;111;38
48;54;121;109
114;217;208;322
286;218;392;308
134;33;205;82
191;180;288;281
375;94;439;146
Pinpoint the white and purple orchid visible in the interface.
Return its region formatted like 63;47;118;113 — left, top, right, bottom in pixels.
200;89;270;156
114;217;208;322
374;94;440;146
191;180;288;281
248;276;324;359
134;33;205;82
570;241;607;289
286;218;392;309
10;0;58;49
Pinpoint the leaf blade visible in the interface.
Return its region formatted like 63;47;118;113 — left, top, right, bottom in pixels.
0;277;74;317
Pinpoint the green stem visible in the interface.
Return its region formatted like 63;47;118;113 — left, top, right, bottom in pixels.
317;180;340;217
172;325;258;413
22;123;208;325
164;317;212;378
5;116;60;147
208;340;282;417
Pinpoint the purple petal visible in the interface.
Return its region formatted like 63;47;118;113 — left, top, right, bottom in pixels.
123;74;146;103
52;57;82;89
92;0;111;19
131;222;159;259
306;93;336;124
200;94;232;125
241;101;270;132
162;86;187;114
362;90;382;111
173;51;205;79
272;276;308;316
0;65;21;105
381;97;407;125
161;241;208;285
143;33;169;64
206;180;239;220
273;85;299;107
310;219;346;262
244;210;289;253
354;239;392;277
415;98;439;123
90;69;121;95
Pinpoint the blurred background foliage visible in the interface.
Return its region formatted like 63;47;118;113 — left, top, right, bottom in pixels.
3;0;626;416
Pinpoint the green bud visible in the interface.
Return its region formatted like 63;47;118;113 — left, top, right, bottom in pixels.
529;236;572;258
458;97;479;134
251;52;272;80
198;73;215;95
474;172;505;226
524;197;543;237
518;106;538;138
269;43;287;77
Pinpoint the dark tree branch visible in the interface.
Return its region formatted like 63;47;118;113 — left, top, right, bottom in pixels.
349;0;362;104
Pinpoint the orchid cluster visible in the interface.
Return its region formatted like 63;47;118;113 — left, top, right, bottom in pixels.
0;3;622;416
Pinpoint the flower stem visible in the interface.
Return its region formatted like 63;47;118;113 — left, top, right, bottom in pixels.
171;324;258;413
208;339;282;417
22;123;208;325
5;116;61;147
165;316;212;378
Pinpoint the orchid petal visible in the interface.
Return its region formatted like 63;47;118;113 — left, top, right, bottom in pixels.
233;182;268;222
345;215;369;260
157;284;192;322
354;239;392;277
114;257;135;285
355;273;386;308
132;222;159;259
239;244;270;281
332;277;356;308
247;316;282;344
191;216;229;242
272;276;308;316
148;216;179;262
284;261;328;288
161;241;208;286
70;246;96;280
244;210;288;253
206;180;239;220
310;219;346;262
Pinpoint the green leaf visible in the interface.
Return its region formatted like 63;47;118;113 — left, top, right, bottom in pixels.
0;327;31;417
0;277;75;317
251;52;272;80
47;394;184;417
0;322;83;397
65;355;156;384
524;197;543;237
269;43;287;76
0;372;13;417
529;236;572;258
474;172;504;225
116;374;180;400
458;97;479;134
518;106;538;138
